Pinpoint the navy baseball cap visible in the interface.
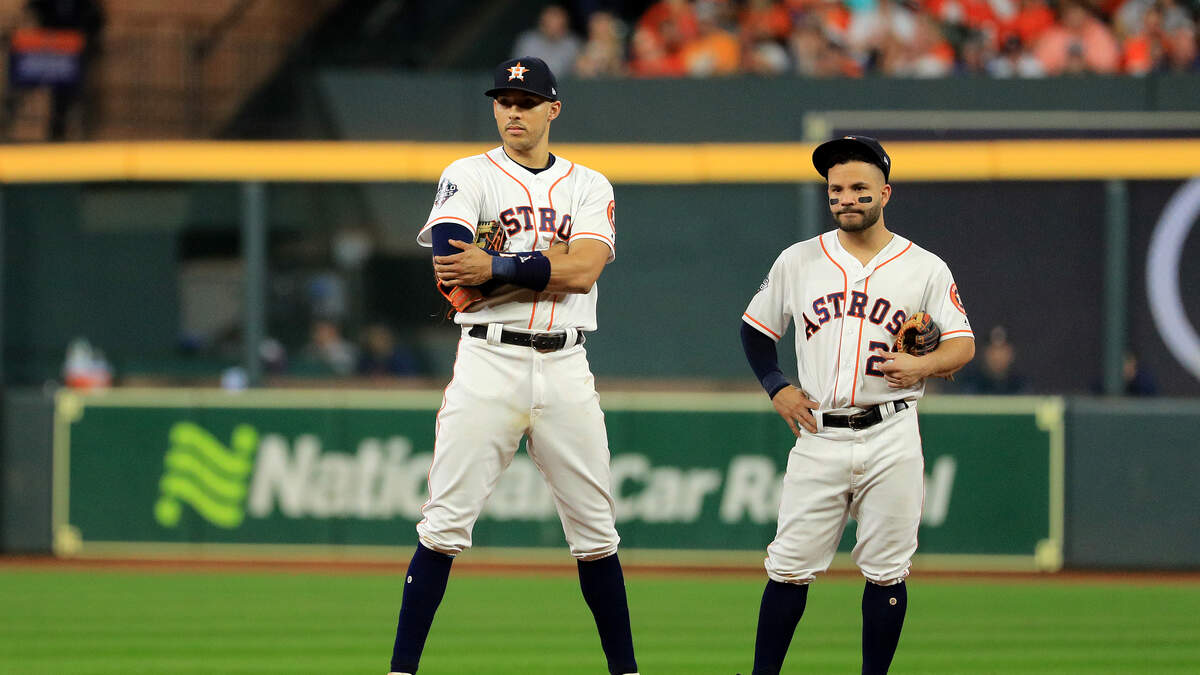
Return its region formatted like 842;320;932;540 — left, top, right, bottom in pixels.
812;135;891;182
485;56;559;101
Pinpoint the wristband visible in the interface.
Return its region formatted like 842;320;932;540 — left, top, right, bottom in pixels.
491;252;551;291
763;372;790;399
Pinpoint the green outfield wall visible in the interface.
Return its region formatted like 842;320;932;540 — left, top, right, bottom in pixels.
1;389;55;553
1065;398;1200;569
50;390;1062;570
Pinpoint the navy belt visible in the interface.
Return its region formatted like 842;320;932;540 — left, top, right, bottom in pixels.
823;400;909;430
467;325;584;352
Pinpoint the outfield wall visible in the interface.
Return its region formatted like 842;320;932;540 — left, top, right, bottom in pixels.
1;389;55;553
1065;398;1200;570
4;387;1198;569
3;144;1200;394
39;389;1061;570
3;388;1198;569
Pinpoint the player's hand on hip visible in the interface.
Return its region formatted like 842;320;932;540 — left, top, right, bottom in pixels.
875;348;929;389
771;386;819;436
433;239;493;286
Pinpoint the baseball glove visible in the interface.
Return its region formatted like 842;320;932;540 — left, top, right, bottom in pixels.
893;311;941;356
472;220;508;254
436;221;509;315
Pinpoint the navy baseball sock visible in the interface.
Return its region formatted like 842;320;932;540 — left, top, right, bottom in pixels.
390;543;454;674
752;579;809;675
577;553;638;675
861;580;907;674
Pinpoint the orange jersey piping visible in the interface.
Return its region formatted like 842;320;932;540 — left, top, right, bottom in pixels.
548;161;575;209
569;232;614;247
743;312;781;340
819;233;850;405
485;151;533;208
849;241;912;407
528;292;540;329
850;277;871;408
423;215;476;231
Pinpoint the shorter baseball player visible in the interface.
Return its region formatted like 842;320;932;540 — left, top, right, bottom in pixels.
739;136;974;674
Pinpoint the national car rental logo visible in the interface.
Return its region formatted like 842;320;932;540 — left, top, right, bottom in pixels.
154;422;259;529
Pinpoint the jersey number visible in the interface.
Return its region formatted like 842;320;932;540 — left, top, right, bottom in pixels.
864;340;891;378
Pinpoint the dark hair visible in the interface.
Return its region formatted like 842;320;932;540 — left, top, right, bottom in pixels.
825;148;886;176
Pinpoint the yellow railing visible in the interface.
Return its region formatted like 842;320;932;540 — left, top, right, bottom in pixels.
0;139;1196;183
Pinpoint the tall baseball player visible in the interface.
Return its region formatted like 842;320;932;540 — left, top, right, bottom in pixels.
386;57;638;675
738;136;974;674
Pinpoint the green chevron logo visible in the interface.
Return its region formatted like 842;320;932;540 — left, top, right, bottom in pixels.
154;422;259;529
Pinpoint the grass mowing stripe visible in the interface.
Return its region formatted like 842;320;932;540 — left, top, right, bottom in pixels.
3;568;1198;674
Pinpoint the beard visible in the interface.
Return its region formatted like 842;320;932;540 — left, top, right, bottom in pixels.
833;201;883;232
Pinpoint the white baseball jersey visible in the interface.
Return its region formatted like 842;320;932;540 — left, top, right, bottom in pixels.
743;230;972;416
413;146;622;561
744;229;972;586
417;146;617;332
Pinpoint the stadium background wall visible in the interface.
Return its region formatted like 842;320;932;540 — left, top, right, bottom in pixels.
3;175;1200;395
2;389;1197;569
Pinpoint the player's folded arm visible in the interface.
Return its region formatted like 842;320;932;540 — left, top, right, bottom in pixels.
540;238;610;294
924;335;975;378
430;222;475;257
430;222;489;312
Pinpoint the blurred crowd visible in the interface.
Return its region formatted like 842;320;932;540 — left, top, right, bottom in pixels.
940;325;1157;396
518;0;1199;79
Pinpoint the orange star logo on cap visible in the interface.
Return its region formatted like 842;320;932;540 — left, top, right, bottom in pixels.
507;63;530;81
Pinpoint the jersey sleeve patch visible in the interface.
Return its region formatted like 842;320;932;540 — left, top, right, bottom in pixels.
950;283;966;314
433;178;459;208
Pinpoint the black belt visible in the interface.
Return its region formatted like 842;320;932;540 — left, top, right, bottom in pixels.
467;325;584;352
823;400;909;430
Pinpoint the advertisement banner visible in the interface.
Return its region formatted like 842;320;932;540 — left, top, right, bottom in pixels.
53;390;1062;568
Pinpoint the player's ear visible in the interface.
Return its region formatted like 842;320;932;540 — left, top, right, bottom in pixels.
547;100;562;121
880;183;892;207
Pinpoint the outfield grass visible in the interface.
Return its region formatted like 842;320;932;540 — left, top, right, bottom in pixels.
2;567;1199;674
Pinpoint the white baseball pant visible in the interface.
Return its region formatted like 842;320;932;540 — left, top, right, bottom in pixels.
417;326;620;560
765;405;923;586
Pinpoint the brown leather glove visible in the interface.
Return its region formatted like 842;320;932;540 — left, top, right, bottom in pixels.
893;311;941;356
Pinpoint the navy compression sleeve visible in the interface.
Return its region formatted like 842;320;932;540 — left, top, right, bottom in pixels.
431;222;474;257
431;222;551;292
741;321;791;398
431;222;505;294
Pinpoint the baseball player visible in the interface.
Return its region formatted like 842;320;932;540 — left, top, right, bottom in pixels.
387;57;638;675
738;136;974;674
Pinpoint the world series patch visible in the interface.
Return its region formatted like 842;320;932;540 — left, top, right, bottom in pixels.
434;178;459;208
